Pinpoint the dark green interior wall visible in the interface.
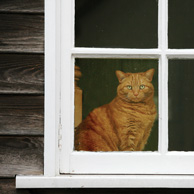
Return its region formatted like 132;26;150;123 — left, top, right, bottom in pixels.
169;60;194;151
76;58;158;151
75;0;158;48
169;0;194;48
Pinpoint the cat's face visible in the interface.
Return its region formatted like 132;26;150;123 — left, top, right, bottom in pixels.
116;69;155;103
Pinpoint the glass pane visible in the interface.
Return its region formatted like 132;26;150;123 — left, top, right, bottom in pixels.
74;59;158;151
75;0;158;48
169;0;194;48
169;60;194;151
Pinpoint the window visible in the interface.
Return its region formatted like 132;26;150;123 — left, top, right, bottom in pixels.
16;0;194;188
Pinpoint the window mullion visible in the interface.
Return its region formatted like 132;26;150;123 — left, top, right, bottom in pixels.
158;0;168;154
167;49;194;59
72;48;161;58
60;0;74;173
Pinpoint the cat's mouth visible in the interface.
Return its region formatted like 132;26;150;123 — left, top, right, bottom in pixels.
131;96;142;102
125;95;142;103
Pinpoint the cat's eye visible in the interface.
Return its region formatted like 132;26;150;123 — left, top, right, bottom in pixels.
139;85;145;90
127;85;132;90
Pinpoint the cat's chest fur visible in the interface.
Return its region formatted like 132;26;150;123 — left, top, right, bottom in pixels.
109;98;156;151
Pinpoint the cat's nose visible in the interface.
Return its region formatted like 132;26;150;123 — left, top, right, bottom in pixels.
133;92;139;96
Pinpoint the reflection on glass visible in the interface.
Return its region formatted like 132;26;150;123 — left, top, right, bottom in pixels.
169;0;194;48
75;0;158;48
169;60;194;151
74;59;158;151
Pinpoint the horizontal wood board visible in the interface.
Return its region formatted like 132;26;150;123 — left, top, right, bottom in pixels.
0;95;44;135
0;0;45;192
0;54;44;94
0;13;44;53
0;137;43;177
0;0;44;13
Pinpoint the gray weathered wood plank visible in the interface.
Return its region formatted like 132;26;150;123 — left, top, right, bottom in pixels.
0;179;18;194
0;137;43;177
0;54;44;94
0;95;44;135
0;179;32;194
0;179;15;194
0;0;44;14
0;14;44;53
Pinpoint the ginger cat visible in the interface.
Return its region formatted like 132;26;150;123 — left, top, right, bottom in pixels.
75;69;157;151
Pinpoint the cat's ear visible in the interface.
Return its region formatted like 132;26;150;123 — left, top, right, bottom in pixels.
145;68;155;81
116;70;126;83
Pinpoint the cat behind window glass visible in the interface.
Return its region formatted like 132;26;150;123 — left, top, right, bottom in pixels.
75;69;157;151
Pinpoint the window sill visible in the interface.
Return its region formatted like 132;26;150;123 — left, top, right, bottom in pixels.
16;174;194;188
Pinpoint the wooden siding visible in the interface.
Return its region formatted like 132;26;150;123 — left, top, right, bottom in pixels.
0;137;43;177
0;0;44;192
0;54;44;94
0;0;44;13
0;95;44;135
0;13;44;53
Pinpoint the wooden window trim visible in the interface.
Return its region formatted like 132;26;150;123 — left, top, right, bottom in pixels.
16;0;194;188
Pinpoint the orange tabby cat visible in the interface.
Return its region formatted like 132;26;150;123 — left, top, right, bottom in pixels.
75;69;157;151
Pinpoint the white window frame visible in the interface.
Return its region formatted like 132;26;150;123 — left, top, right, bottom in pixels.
16;0;194;188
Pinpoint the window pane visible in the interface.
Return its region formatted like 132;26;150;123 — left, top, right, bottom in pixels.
169;0;194;48
169;60;194;151
75;0;158;48
74;59;158;151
